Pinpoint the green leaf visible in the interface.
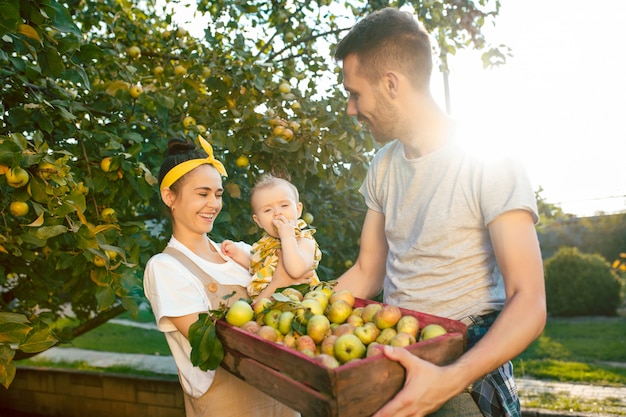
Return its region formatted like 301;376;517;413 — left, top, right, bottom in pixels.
34;225;68;240
0;313;32;344
19;325;58;353
199;325;224;371
0;344;17;389
95;286;116;311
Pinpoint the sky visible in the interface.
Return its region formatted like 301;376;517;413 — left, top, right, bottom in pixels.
175;1;626;218
436;0;626;217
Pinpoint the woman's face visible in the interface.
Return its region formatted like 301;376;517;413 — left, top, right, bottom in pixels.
165;164;224;237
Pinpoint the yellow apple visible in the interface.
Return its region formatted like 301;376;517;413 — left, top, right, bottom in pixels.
153;65;164;76
390;332;416;347
376;328;397;345
300;298;324;316
6;167;29;188
37;161;56;179
334;334;366;364
183;116;196;128
263;308;282;328
396;315;420;338
9;201;29;217
306;314;331;344
100;157;113;172
235;155;249;169
295;334;316;353
326;299;353;324
419;324;447;341
93;255;107;268
129;84;143;99
127;45;141;58
281;287;304;302
225;300;254;327
361;303;382;323
320;335;338;356
303;289;329;311
330;289;355;308
101;207;116;223
354;322;380;345
278;82;291;94
174;64;187;76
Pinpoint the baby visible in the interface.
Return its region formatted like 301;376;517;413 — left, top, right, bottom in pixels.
222;174;321;298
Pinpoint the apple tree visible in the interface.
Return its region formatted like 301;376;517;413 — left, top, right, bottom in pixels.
0;0;503;387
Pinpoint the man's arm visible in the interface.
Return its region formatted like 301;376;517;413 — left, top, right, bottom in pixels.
335;208;388;299
372;209;546;417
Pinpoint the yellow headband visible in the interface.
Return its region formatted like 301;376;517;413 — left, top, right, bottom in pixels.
160;136;228;190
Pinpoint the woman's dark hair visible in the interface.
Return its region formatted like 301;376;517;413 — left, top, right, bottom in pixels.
157;138;207;191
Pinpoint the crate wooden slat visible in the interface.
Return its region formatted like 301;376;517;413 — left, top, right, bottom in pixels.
216;298;467;417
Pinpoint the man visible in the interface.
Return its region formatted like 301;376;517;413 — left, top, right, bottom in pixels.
333;8;546;417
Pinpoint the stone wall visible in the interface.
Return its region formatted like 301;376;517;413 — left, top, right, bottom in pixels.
0;366;184;417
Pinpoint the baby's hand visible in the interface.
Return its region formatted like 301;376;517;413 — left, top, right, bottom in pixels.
221;240;235;257
273;216;296;239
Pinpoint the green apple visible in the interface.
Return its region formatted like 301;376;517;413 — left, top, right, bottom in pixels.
354;322;380;345
419;324;447;341
278;311;295;335
396;315;420;338
390;332;417;347
375;327;397;345
361;303;382;323
303;289;329;311
373;305;402;330
326;299;353;324
334;334;366;364
300;298;324;316
307;314;331;344
263;308;282;328
225;300;254;327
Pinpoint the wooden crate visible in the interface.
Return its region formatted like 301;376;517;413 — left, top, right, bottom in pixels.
215;298;466;417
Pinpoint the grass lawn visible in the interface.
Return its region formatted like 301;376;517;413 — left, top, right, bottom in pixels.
513;315;626;386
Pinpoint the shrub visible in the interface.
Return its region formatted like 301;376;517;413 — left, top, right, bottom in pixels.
544;247;623;316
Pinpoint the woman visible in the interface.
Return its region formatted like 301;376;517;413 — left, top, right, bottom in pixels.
143;137;300;417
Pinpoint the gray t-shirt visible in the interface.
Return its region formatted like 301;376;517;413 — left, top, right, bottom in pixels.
360;140;538;320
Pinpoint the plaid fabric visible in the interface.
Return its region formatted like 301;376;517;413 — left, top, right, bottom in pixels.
465;312;521;417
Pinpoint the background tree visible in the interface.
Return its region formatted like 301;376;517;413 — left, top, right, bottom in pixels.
0;0;504;387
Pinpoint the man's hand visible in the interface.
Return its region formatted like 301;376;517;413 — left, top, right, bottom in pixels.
372;346;460;417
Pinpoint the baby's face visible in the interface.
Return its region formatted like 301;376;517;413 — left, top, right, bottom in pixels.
251;183;302;237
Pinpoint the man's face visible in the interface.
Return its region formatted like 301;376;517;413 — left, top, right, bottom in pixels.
342;54;399;144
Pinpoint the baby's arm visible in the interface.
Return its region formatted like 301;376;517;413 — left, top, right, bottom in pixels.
221;240;250;269
274;218;316;279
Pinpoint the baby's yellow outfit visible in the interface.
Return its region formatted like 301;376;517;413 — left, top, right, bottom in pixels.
247;219;321;298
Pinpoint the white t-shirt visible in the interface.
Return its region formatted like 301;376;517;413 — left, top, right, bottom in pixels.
143;236;252;397
360;139;538;320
